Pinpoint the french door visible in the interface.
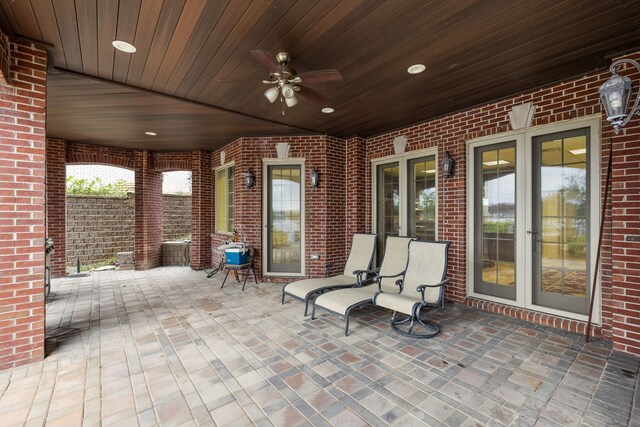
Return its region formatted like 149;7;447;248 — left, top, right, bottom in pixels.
263;161;304;276
373;149;438;263
468;118;600;321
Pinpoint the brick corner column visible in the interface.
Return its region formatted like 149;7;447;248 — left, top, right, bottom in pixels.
345;136;368;247
134;150;163;270
46;138;67;277
190;150;212;270
0;35;47;370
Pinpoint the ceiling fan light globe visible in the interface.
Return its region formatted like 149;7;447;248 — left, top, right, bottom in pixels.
285;95;298;107
264;87;279;103
281;84;296;99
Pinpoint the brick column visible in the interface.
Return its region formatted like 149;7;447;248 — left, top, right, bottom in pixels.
0;35;47;369
345;136;368;251
46;138;66;277
134;150;163;270
190;150;212;269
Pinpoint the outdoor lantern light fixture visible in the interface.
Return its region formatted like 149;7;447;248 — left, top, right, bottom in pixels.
310;168;319;189
244;168;255;189
441;151;455;179
599;58;640;133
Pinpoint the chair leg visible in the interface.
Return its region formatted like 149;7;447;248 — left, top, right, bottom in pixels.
221;270;230;289
311;304;317;320
253;268;258;284
304;299;309;317
281;289;286;304
242;270;248;291
344;316;350;337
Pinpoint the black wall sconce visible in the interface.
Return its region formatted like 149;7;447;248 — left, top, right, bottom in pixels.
599;58;640;133
441;151;455;179
310;168;319;189
244;168;255;189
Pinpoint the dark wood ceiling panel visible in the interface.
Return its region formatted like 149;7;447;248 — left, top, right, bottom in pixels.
139;0;186;88
1;0;639;150
150;0;208;90
111;0;141;82
47;73;314;151
155;0;230;93
125;0;164;87
7;1;41;40
171;0;254;98
75;1;98;76
52;0;83;72
26;0;66;67
96;0;118;80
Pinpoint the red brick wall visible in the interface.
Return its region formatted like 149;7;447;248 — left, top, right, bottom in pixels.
134;150;163;270
191;150;212;269
609;54;640;355
211;135;348;281
363;51;640;354
154;152;192;172
0;37;47;369
66;142;134;169
345;137;369;256
45;138;66;277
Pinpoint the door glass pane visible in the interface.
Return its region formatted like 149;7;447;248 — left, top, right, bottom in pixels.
376;163;399;264
268;165;302;273
533;129;589;313
474;143;516;300
408;156;436;240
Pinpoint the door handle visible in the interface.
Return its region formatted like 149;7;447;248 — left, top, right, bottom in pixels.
264;224;273;229
527;230;540;253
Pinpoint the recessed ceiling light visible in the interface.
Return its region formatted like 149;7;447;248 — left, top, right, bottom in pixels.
483;160;510;166
322;107;335;114
112;40;136;53
407;64;426;74
569;148;587;155
145;131;157;136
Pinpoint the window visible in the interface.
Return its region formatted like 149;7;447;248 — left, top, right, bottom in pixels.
215;165;235;233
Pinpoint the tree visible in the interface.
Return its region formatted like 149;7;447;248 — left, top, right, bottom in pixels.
66;176;129;196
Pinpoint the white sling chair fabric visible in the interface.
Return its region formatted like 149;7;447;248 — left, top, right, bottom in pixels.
281;233;376;314
311;236;414;334
374;240;448;316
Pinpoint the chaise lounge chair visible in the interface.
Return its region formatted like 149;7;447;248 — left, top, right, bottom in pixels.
373;240;450;338
311;236;414;335
281;233;377;315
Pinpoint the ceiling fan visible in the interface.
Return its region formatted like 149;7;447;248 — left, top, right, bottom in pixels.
219;50;342;114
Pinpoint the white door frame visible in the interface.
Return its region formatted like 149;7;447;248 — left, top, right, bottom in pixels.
371;147;439;238
466;115;602;323
262;158;306;277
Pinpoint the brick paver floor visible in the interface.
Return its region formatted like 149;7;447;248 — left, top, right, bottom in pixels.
1;267;638;426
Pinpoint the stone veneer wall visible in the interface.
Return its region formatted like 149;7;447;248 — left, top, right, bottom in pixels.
66;194;191;269
163;194;192;241
66;195;135;269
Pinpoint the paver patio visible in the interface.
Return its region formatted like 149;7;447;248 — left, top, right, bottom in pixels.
1;267;638;426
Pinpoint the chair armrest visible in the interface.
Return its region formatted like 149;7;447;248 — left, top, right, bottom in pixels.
353;267;379;286
375;271;405;292
416;278;451;303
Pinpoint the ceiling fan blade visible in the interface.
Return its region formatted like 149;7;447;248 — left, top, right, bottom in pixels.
297;69;343;83
251;50;279;74
297;86;328;105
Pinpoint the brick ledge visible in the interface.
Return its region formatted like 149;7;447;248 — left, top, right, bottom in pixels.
466;298;603;339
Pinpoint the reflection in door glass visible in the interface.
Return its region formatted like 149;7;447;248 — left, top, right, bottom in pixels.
539;136;587;298
269;166;301;273
478;146;516;297
376;163;399;264
409;157;436;240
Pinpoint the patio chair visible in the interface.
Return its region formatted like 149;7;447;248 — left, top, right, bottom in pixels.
311;236;414;336
281;233;377;316
373;240;450;339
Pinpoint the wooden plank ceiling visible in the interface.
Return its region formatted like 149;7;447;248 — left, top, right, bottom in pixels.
2;0;640;151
